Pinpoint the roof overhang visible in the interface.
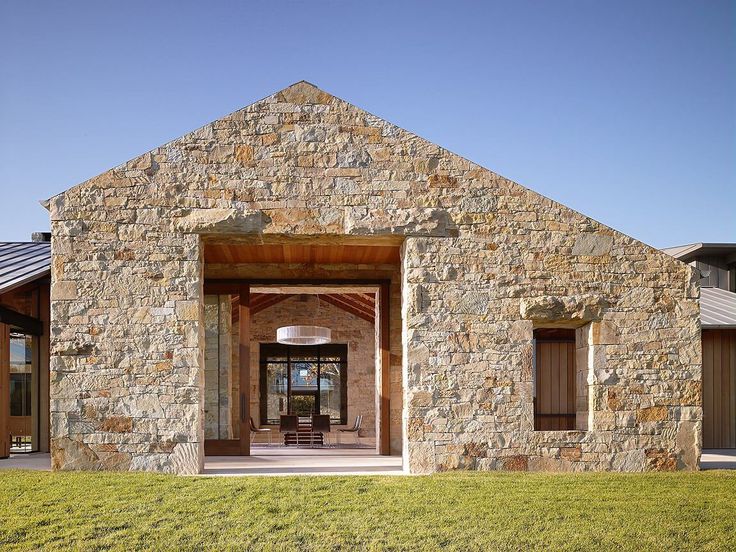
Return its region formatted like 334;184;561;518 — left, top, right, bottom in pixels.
663;243;736;264
0;242;52;295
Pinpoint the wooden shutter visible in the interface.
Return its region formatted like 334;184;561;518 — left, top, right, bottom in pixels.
534;330;576;431
702;329;736;449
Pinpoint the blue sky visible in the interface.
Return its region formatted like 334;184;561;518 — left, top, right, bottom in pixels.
1;1;733;247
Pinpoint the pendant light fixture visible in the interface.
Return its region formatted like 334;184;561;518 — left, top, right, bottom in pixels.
276;294;332;345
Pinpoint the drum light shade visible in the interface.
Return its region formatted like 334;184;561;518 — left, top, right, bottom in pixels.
276;325;332;345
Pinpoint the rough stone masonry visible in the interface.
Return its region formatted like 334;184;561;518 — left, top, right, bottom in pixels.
46;81;701;474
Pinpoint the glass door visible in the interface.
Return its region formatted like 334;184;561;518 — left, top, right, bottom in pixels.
260;343;348;425
8;330;36;453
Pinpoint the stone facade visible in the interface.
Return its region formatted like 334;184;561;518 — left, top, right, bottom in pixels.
47;81;701;474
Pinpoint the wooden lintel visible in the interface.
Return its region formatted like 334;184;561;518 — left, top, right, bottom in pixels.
0;305;43;335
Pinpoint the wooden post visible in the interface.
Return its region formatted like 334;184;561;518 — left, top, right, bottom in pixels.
379;282;391;455
239;285;251;456
0;323;9;458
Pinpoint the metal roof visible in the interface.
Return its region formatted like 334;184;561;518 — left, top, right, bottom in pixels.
662;243;736;263
700;287;736;328
0;242;51;294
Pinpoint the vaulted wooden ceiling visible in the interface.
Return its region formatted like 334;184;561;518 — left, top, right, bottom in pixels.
232;292;376;324
205;243;400;265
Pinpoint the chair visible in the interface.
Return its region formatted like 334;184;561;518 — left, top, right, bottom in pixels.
279;414;300;446
250;418;273;446
337;415;363;446
310;414;331;447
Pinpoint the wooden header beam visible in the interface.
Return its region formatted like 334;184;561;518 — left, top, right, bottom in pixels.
0;305;43;335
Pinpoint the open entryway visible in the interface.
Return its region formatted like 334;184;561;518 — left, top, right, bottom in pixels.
199;238;403;473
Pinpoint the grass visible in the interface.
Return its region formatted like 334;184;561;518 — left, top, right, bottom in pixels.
1;470;735;551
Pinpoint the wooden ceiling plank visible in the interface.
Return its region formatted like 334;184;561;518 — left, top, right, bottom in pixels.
204;243;401;265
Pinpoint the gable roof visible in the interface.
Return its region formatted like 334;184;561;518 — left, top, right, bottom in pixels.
43;80;691;280
0;242;51;294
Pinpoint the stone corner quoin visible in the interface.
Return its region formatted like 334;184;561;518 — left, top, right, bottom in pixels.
47;80;701;475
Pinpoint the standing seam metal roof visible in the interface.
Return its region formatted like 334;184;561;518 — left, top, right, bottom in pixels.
0;242;52;294
700;287;736;328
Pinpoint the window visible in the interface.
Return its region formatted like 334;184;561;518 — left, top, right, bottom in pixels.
9;331;32;417
260;343;348;425
533;328;576;430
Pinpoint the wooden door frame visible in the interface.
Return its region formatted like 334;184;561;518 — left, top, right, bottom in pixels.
203;278;392;456
203;285;251;456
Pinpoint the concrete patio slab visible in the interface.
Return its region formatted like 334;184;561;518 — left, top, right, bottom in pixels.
0;447;405;476
0;453;51;471
203;446;404;476
701;449;736;470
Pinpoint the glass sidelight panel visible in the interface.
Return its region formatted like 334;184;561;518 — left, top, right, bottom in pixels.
9;331;34;452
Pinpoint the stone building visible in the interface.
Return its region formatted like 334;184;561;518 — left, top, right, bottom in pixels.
9;81;705;474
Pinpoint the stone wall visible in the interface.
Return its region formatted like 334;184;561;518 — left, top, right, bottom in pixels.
47;81;700;474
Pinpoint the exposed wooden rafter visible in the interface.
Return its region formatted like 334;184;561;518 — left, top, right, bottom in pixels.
228;292;376;323
320;294;375;323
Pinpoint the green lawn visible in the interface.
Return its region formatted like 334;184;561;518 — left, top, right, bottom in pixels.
1;470;735;551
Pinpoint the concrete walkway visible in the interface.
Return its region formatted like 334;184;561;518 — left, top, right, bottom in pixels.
0;447;404;476
0;452;51;471
204;447;403;476
701;449;736;470
2;449;734;474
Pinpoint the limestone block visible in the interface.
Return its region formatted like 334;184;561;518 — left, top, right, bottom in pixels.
637;406;668;422
520;294;609;322
344;207;455;237
572;233;613;255
176;208;266;234
51;281;78;301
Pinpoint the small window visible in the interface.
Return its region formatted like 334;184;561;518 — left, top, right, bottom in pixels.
533;329;576;430
9;331;33;417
